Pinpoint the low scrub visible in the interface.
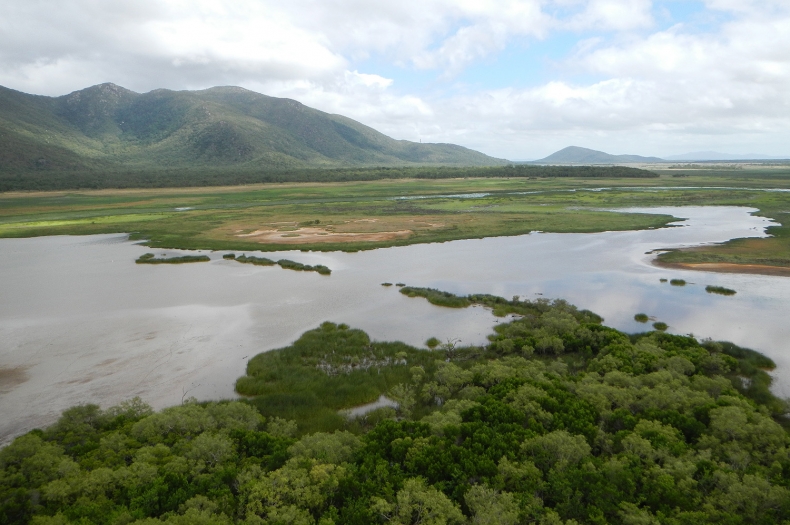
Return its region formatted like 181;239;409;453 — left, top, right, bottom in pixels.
706;285;737;295
235;254;276;266
277;259;331;275
135;252;210;264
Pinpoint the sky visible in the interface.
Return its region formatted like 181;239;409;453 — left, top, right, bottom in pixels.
1;0;789;160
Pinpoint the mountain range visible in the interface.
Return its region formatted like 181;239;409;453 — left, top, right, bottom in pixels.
533;146;787;164
0;83;505;173
534;146;664;164
662;151;786;161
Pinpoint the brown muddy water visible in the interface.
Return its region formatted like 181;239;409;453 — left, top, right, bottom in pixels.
1;206;788;443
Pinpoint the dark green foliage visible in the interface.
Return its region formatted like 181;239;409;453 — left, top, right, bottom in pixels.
234;254;275;266
706;285;737;295
4;294;789;525
634;313;649;323
236;322;436;434
660;278;668;282
395;283;405;287
135;253;210;264
222;253;236;260
399;286;472;308
399;286;604;323
236;253;333;276
425;337;441;349
702;341;785;416
276;259;331;275
653;321;668;331
670;279;687;286
381;282;393;287
0;164;660;192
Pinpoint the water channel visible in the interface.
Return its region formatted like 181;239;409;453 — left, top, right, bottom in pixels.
1;206;789;444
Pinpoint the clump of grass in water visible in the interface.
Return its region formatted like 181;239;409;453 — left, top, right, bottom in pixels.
277;259;331;275
670;279;686;286
381;283;393;287
634;313;649;323
396;283;406;287
222;253;236;260
660;278;668;283
706;285;736;296
136;253;210;264
653;321;668;331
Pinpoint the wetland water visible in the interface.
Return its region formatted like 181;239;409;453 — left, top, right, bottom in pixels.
1;206;789;443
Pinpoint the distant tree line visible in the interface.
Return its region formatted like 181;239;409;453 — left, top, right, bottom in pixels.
0;165;657;192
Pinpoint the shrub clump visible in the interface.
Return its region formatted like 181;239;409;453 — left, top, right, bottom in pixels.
634;313;649;323
653;321;668;331
706;285;736;296
425;337;441;349
236;254;276;266
670;279;687;286
136;253;210;264
223;253;236;259
277;259;331;275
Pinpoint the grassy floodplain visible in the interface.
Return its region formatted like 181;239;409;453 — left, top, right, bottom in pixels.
1;164;790;272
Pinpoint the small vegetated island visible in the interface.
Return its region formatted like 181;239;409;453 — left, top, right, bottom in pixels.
138;252;332;275
228;253;331;275
3;288;789;524
135;253;210;264
707;285;737;296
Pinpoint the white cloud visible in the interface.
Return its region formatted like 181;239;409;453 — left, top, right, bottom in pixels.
563;0;654;31
0;0;789;158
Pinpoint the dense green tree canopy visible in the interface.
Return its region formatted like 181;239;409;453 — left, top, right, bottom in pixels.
2;295;788;524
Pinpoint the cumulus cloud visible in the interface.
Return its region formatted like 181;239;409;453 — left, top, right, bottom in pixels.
0;0;789;158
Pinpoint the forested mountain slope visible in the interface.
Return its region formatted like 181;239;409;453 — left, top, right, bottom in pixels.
0;83;505;174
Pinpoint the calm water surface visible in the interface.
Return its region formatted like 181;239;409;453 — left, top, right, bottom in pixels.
1;206;788;443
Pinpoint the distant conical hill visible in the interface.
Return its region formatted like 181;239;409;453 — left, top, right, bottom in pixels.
0;83;506;173
536;146;664;164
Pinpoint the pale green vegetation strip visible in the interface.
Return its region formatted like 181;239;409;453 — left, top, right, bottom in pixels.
0;213;170;233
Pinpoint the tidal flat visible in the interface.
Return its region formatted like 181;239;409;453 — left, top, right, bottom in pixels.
1;206;789;444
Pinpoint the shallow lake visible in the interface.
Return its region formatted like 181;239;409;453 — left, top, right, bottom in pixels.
1;206;789;443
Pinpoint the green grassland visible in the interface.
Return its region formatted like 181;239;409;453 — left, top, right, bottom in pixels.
2;167;790;268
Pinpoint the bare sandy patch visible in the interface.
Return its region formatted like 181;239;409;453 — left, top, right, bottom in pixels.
655;261;790;277
237;227;413;244
0;366;29;394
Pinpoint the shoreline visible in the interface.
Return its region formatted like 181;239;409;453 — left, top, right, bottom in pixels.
654;259;790;276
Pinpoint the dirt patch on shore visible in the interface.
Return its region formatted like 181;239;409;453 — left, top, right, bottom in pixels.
237;227;413;244
0;366;30;394
655;261;790;276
